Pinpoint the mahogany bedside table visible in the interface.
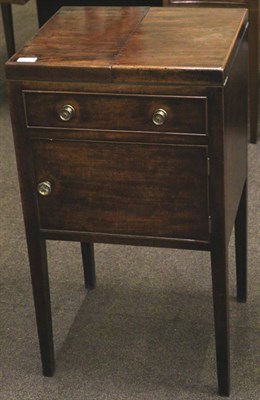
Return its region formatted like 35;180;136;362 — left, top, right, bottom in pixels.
6;7;248;396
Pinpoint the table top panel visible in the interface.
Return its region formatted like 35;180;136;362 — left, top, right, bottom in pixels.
6;6;248;85
114;7;247;73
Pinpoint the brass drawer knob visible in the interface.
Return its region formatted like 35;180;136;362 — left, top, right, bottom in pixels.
58;104;75;121
152;108;168;126
37;181;52;196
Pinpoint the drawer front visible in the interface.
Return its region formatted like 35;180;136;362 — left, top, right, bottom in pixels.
32;140;209;241
24;91;207;135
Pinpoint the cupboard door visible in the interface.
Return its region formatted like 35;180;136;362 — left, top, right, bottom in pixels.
32;140;209;241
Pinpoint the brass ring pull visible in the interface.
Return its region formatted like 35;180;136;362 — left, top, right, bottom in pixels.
37;181;52;196
152;108;168;126
58;104;75;121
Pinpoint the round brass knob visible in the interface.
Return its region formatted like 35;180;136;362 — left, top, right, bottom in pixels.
152;109;168;126
37;181;52;196
58;105;75;121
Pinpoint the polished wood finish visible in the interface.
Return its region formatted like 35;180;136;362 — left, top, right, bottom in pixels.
164;0;258;143
31;140;210;239
0;0;29;58
6;7;248;396
35;0;161;27
24;91;207;134
35;0;258;143
7;7;248;85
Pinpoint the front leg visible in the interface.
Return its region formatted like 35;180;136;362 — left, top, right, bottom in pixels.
27;237;55;376
81;242;96;290
211;242;230;397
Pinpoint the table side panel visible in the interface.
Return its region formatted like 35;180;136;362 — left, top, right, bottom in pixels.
224;30;248;240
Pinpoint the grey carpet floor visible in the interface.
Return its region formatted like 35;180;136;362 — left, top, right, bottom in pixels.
0;2;259;399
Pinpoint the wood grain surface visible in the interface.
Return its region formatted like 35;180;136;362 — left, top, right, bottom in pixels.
6;6;248;85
